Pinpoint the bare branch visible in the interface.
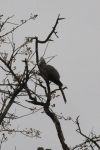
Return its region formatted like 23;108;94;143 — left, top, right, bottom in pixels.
25;85;45;106
0;15;14;32
44;105;70;150
0;82;27;124
75;116;100;149
38;14;65;43
0;15;38;38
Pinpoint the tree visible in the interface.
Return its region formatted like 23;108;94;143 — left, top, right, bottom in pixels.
0;14;100;150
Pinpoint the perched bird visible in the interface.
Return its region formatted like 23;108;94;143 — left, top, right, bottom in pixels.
38;58;67;103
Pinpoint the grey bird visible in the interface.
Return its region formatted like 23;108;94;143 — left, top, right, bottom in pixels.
38;58;67;103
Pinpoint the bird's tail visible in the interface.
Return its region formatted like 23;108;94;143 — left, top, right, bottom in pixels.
59;86;67;103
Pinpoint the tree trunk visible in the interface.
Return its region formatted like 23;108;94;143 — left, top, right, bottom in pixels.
44;104;69;150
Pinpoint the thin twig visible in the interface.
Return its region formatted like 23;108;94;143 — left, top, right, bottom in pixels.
0;15;38;38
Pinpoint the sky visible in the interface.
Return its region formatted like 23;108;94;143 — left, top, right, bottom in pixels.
0;0;100;150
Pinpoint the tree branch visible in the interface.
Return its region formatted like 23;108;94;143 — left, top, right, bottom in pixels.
75;116;100;149
0;83;26;124
0;15;38;38
44;104;70;150
38;14;65;43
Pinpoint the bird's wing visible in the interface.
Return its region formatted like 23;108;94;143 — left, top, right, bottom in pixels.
43;65;63;86
44;65;60;79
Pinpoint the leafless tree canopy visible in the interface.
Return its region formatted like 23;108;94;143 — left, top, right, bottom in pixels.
0;14;100;150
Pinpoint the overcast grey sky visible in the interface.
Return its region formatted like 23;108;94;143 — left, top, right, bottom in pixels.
0;0;100;150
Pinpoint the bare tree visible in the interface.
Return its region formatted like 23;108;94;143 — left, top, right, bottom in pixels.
0;14;100;150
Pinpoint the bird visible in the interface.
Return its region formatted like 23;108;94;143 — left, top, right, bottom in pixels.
38;58;67;103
